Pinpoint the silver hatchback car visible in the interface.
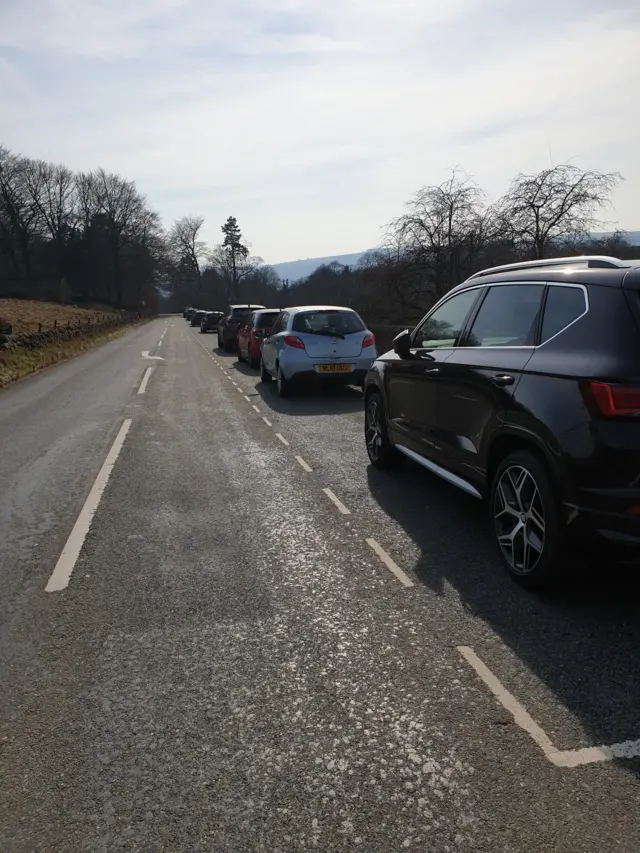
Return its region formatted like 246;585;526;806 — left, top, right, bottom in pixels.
260;306;377;396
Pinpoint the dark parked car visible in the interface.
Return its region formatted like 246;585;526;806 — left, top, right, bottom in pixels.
182;306;192;318
237;309;280;368
218;304;266;352
190;309;208;327
185;308;197;321
364;255;640;589
201;311;223;333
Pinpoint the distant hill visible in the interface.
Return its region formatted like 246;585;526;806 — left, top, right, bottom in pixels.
271;252;369;282
272;231;640;282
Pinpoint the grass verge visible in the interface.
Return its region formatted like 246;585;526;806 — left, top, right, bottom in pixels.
0;321;147;388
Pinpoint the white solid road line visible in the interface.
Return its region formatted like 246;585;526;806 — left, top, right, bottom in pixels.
322;487;350;515
456;645;640;767
45;419;133;593
366;538;414;587
262;416;273;427
137;367;153;395
276;432;290;447
295;455;313;473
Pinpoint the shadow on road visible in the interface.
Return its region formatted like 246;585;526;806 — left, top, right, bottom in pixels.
255;381;364;417
366;460;640;769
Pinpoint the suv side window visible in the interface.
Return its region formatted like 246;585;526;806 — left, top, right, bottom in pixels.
540;286;586;343
413;289;480;349
465;284;544;347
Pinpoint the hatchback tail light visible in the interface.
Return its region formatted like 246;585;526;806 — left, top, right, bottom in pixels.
582;381;640;417
362;332;375;348
283;334;305;349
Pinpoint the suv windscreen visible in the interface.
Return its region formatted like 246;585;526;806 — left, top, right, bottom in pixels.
256;312;279;328
465;284;543;347
292;310;365;336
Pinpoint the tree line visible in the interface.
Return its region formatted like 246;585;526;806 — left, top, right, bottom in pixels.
285;165;632;326
1;143;632;324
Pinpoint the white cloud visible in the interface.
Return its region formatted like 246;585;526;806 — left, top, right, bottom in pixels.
0;0;638;261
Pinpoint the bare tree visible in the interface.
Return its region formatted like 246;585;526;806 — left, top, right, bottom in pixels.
0;147;43;277
499;164;623;258
210;216;262;300
386;169;490;304
168;214;207;289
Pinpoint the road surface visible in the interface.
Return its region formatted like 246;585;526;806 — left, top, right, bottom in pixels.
1;317;639;852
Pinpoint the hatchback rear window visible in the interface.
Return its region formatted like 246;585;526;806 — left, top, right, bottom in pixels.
292;310;365;335
230;309;252;320
255;312;279;328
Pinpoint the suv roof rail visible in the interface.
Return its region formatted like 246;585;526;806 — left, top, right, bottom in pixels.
467;255;625;280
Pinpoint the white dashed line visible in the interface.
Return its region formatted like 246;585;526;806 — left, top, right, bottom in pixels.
45;419;132;592
244;395;252;402
365;538;413;588
237;387;243;394
276;433;290;447
137;367;153;395
262;416;273;427
295;455;313;473
456;646;640;767
252;405;261;413
157;340;162;347
322;487;350;515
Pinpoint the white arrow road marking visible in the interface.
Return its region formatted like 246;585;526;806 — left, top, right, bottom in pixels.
141;351;165;360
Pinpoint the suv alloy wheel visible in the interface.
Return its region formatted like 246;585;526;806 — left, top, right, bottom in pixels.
490;450;564;589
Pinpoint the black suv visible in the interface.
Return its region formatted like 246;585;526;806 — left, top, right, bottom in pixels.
201;311;223;333
217;304;266;352
364;255;640;589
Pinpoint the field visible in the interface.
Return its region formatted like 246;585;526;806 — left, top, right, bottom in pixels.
0;299;115;333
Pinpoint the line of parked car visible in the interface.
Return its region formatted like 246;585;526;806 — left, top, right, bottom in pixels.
184;303;378;397
184;253;640;592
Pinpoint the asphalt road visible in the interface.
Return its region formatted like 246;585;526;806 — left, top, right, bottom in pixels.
1;317;639;852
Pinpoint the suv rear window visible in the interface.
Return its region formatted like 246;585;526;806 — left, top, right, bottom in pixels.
292;310;365;335
230;308;253;320
255;312;279;328
540;286;586;343
466;284;544;347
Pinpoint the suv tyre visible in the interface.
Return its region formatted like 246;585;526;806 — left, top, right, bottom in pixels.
490;450;565;590
365;391;402;470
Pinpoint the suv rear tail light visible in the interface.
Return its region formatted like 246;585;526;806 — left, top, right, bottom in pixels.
362;332;375;348
283;334;305;349
582;381;640;417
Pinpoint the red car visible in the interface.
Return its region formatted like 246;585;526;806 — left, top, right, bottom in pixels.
237;309;280;368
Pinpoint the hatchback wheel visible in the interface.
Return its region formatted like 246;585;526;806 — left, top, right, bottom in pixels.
260;357;272;383
365;391;400;469
491;450;564;589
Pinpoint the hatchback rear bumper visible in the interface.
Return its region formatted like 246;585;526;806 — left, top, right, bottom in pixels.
286;368;368;387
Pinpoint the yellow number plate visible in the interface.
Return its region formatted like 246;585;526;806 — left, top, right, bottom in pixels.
318;364;351;373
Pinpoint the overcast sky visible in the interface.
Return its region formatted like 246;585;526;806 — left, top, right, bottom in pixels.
1;0;639;263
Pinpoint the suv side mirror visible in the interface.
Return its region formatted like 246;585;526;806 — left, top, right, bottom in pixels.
392;329;412;358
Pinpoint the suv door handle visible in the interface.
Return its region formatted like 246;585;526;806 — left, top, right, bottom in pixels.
424;367;440;375
491;374;515;387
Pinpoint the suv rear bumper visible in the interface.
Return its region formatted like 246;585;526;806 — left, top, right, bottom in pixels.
568;503;640;548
